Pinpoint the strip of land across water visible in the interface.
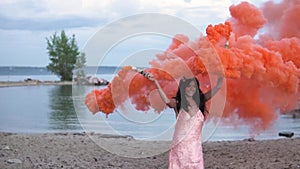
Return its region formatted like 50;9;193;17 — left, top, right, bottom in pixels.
0;81;74;87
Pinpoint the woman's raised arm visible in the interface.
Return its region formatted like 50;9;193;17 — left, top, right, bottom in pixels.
147;74;179;117
132;68;179;117
148;75;170;104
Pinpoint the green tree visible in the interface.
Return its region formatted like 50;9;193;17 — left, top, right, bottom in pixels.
46;30;84;81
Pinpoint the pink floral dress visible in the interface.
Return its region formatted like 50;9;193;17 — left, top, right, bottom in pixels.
169;110;204;169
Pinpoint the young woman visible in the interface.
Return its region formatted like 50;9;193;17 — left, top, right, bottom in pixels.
148;75;223;169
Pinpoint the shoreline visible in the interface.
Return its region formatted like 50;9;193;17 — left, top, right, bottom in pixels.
0;132;299;168
0;79;109;87
0;80;74;87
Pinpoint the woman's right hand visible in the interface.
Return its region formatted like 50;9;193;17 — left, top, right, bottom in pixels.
145;72;155;81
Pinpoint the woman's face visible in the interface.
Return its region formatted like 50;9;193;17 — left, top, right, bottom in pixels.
184;80;197;97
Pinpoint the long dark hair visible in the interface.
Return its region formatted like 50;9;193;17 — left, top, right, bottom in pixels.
175;77;207;116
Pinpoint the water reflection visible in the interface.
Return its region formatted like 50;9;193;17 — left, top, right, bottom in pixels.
48;85;82;131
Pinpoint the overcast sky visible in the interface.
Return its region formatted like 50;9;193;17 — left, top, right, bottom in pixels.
0;0;266;67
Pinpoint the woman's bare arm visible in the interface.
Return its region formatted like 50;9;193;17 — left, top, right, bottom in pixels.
153;80;180;118
147;74;179;118
153;79;170;104
204;77;224;101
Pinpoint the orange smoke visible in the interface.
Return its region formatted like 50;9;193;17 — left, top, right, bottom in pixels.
84;84;115;117
261;0;300;40
84;0;300;132
229;1;266;38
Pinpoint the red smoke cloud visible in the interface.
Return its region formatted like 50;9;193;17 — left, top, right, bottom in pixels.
229;2;266;37
261;0;300;40
85;0;300;132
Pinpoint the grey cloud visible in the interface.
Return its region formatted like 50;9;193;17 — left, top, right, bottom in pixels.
0;16;107;31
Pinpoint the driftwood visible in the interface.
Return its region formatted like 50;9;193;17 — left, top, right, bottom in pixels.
278;131;294;138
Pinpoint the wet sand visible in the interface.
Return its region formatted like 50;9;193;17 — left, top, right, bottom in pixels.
0;132;299;169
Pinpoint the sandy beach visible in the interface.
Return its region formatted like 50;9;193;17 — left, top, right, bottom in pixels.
0;132;299;169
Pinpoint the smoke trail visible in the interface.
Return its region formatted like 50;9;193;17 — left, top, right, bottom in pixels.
84;0;300;133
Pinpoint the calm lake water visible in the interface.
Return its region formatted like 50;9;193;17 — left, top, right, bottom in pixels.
0;84;299;142
0;67;299;141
